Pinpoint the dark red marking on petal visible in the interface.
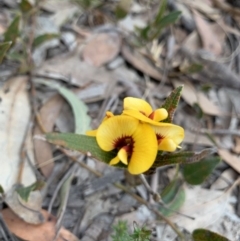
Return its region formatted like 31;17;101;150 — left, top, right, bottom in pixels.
113;136;134;158
148;111;155;120
156;134;164;145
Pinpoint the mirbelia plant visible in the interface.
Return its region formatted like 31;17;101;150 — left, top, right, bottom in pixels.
45;86;219;240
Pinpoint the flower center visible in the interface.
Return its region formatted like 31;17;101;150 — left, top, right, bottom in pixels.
114;136;134;156
156;134;164;145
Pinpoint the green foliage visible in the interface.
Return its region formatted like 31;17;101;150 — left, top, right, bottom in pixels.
4;15;20;44
182;156;221;185
160;178;185;216
112;221;151;241
33;34;60;48
16;181;45;202
0;41;12;64
137;0;181;43
0;184;4;194
192;229;229;241
161;85;183;123
37;80;91;134
20;0;33;13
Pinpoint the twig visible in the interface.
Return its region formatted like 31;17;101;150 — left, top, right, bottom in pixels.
114;183;184;240
139;174;162;203
193;127;240;137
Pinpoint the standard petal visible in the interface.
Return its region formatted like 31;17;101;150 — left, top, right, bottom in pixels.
124;97;153;116
96;115;139;151
128;123;158;175
151;124;184;151
123;109;169;126
118;148;128;165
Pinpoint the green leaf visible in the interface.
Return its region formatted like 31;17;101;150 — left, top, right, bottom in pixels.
183;156;220;185
150;148;217;170
16;181;45;202
193;103;204;119
36;80;90;134
46;133;116;165
33;33;59;48
0;41;12;64
115;5;128;19
192;229;229;241
58;86;91;134
155;0;167;25
158;11;181;28
137;25;151;41
20;0;33;13
182;63;203;74
159;179;185;216
161;85;183;123
0;184;4;194
4;15;20;44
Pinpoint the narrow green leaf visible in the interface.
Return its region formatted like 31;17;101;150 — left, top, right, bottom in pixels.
0;184;4;194
20;0;33;13
46;133;117;165
0;41;12;64
155;0;167;25
161;179;180;204
16;181;45;202
161;85;183;123
4;15;20;43
137;25;151;41
150;148;217;170
160;187;185;216
193;103;204;119
181;63;204;74
193;229;229;241
183;156;220;185
58;86;91;134
158;11;181;28
36;79;90;134
33;33;59;48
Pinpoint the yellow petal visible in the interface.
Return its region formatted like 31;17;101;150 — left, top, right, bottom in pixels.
86;129;97;136
128;123;158;175
110;156;120;165
151;124;184;151
96;115;139;151
124;97;153;116
149;108;168;122
158;138;177;152
123;109;168;126
118;148;128;165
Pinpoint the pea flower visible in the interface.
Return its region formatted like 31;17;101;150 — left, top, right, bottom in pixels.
86;111;114;137
123;97;184;152
96;115;158;175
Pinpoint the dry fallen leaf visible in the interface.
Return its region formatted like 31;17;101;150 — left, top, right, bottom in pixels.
36;47;116;87
82;32;122;67
169;180;239;233
5;187;44;224
1;208;79;241
34;94;64;177
0;76;36;192
218;149;240;174
173;80;223;116
121;43;162;81
193;10;222;56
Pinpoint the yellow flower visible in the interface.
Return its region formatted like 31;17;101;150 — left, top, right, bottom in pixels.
86;111;114;136
123;97;168;125
96;115;158;175
123;97;184;152
151;124;184;152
